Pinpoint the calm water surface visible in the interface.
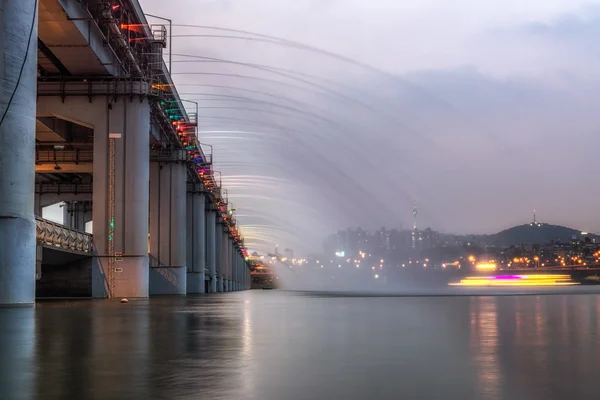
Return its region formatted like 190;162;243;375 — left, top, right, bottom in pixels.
2;290;600;400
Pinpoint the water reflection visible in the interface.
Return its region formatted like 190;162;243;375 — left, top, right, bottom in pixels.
2;293;600;399
469;297;501;399
0;308;35;400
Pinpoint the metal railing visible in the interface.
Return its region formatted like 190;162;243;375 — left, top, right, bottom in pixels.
36;149;93;164
149;148;188;162
35;217;93;253
35;183;93;195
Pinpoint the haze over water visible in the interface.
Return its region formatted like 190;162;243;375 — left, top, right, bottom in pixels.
2;291;600;400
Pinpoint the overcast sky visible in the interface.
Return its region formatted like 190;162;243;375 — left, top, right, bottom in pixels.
137;0;600;254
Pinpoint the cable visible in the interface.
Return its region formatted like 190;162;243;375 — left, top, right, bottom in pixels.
0;0;38;128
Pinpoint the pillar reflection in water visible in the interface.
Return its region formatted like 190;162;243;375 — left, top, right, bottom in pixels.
469;297;502;400
30;301;150;400
0;308;35;400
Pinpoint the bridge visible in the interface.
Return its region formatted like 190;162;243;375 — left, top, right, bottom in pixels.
1;0;251;304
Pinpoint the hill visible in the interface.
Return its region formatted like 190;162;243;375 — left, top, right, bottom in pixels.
490;223;598;246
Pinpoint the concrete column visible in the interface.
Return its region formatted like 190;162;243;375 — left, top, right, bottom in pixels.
237;253;242;291
246;263;250;289
149;159;187;295
241;256;245;290
205;209;217;292
232;246;238;291
222;231;230;292
34;193;42;217
105;98;151;299
63;201;92;231
238;256;242;291
244;259;248;290
229;239;234;290
186;190;206;294
225;233;230;291
215;222;224;292
0;0;38;305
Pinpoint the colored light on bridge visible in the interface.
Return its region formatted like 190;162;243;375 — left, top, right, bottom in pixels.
449;274;579;287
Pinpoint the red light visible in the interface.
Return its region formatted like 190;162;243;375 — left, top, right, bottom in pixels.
112;5;120;11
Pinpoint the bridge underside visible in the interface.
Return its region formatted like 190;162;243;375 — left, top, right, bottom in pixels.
37;247;93;298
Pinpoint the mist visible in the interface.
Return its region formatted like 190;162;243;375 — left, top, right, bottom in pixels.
139;0;600;258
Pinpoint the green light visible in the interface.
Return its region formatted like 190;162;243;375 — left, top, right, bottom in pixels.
245;257;249;261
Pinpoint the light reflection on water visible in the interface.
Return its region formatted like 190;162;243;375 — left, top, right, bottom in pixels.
1;291;600;400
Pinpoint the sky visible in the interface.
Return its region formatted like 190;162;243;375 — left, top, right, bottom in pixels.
136;0;600;254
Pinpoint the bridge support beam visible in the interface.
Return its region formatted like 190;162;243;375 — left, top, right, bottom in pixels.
215;222;224;292
0;0;38;305
149;159;187;295
186;189;206;294
206;209;217;292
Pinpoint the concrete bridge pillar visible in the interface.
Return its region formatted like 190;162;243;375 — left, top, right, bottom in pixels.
215;221;224;292
237;255;241;291
241;256;250;290
62;201;92;231
222;231;230;292
149;157;187;295
34;193;42;217
222;232;228;292
0;0;38;305
223;229;231;292
244;258;248;290
232;246;238;291
246;263;251;290
205;209;217;292
235;252;244;290
231;241;236;290
186;188;206;294
230;246;236;291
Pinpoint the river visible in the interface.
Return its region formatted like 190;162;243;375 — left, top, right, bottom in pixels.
2;290;600;399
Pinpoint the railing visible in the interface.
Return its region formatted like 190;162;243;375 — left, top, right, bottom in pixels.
149;148;188;162
36;149;93;164
35;183;93;195
35;217;93;253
